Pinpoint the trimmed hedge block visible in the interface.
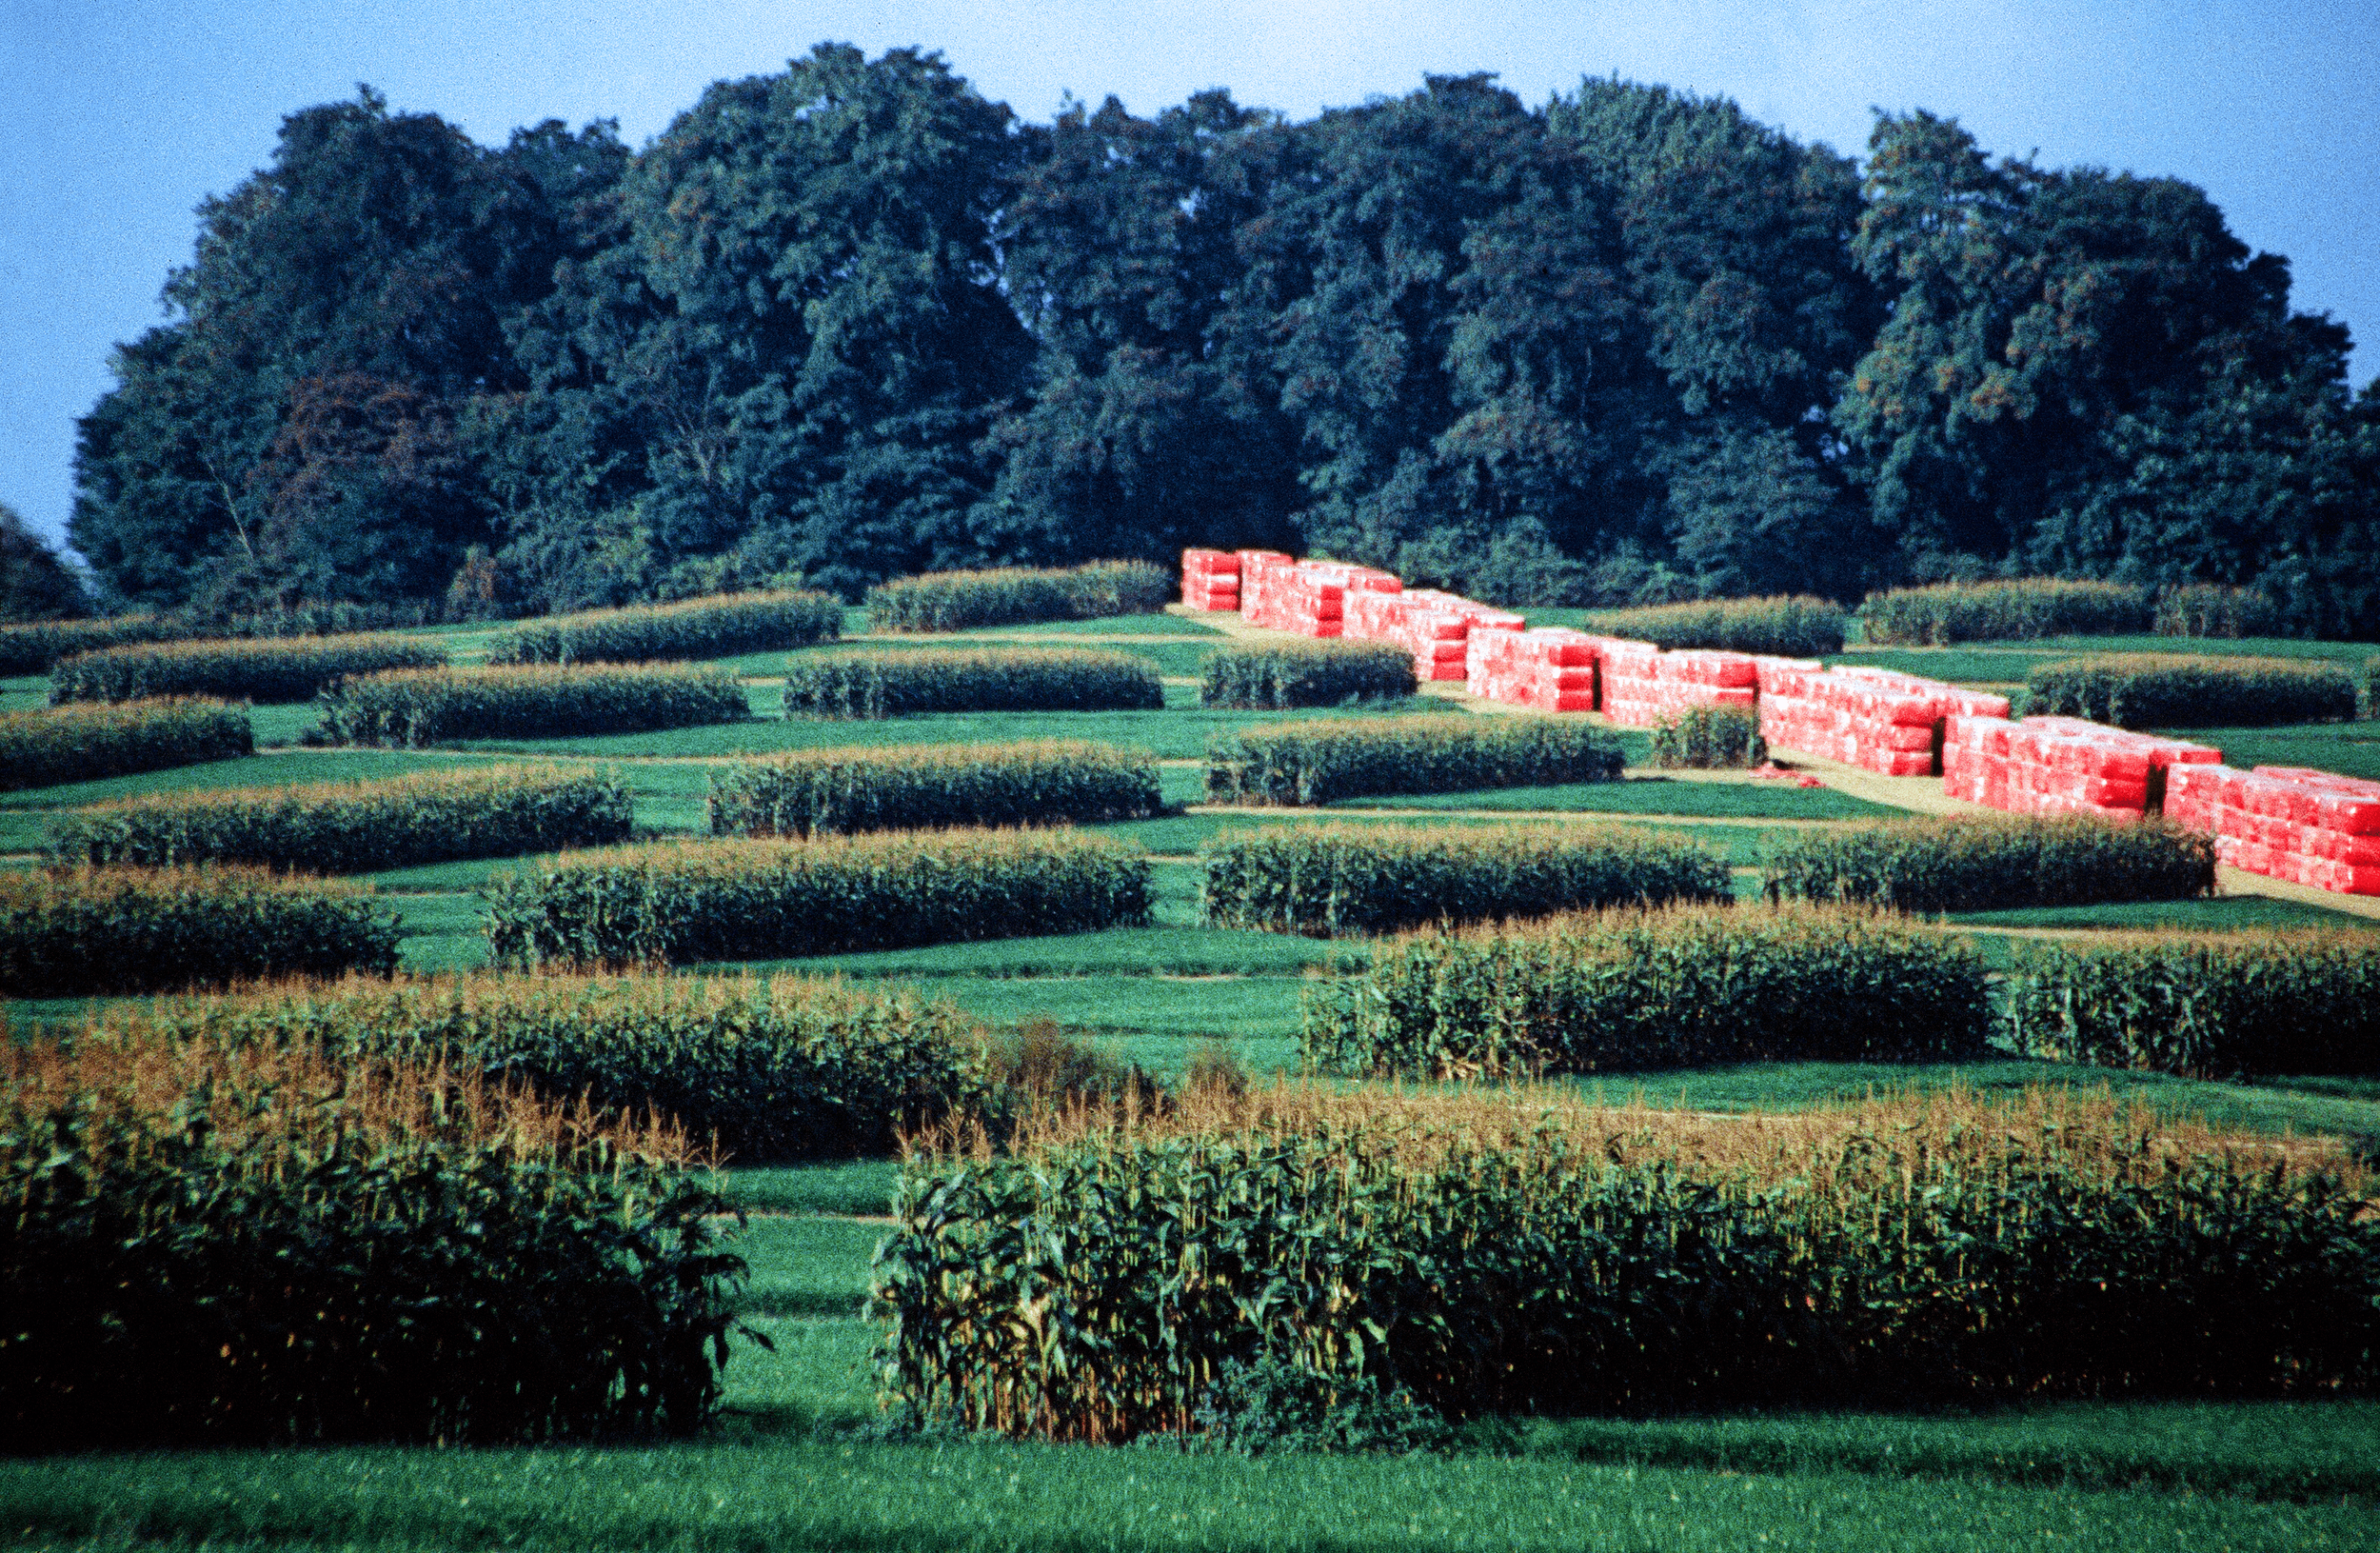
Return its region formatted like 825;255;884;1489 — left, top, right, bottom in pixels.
1762;814;2214;914
1859;580;2152;645
1204;715;1623;806
1303;904;1993;1077
1580;595;1848;658
0;615;186;677
0;866;403;996
47;764;633;873
314;664;750;747
0;698;252;793
780;648;1162;718
867;561;1172;631
707;740;1160;838
1199;639;1418;708
1200;823;1730;936
485;589;842;665
484;829;1151;968
2024;654;2358;729
50;633;446;705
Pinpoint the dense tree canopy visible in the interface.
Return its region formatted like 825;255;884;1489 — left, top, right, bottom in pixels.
0;503;89;621
71;50;2379;633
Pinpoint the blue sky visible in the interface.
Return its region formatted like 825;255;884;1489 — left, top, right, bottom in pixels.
4;0;2374;550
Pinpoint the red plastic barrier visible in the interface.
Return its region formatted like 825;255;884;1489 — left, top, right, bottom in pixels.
1760;666;2008;777
1180;548;1242;611
1945;716;2218;824
2165;763;2380;895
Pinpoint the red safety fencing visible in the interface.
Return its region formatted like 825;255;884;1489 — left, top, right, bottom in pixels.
2166;764;2380;896
1945;715;2219;824
1757;663;2009;777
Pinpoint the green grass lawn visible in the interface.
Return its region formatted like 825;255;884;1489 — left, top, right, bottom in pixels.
1947;895;2380;933
2159;721;2380;782
1348;776;1895;820
1832;633;2378;688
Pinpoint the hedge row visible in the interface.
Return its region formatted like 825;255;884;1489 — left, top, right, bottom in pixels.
2024;653;2359;728
1199;823;1730;937
48;764;632;874
313;663;750;747
0;615;185;677
707;740;1160;839
1763;815;2214;914
124;972;991;1164
0;698;252;793
1303;905;1992;1077
866;560;1173;631
1198;640;1417;708
0;866;403;997
2;1020;733;1450
780;647;1162;718
878;1086;2380;1438
1204;716;1623;806
2153;585;2280;640
485;588;842;665
1579;595;1848;658
1647;706;1764;768
1859;579;2153;645
2008;932;2380;1077
51;633;446;706
483;829;1151;968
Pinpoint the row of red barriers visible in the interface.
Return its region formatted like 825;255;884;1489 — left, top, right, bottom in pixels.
2166;764;2380;896
1346;588;1525;681
1944;715;2220;824
1755;661;2011;778
1180;548;1246;611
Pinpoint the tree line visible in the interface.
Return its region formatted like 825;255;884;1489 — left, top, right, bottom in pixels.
62;46;2380;636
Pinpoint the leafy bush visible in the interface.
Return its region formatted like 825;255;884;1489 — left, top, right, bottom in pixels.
1;1019;736;1450
0;866;402;996
2365;656;2380;721
1579;595;1848;657
51;633;446;705
1200;823;1729;936
1199;640;1417;708
877;1085;2380;1440
485;589;842;665
1762;814;2213;914
1859;580;2153;645
48;764;632;873
0;615;185;676
2007;932;2380;1076
866;561;1173;631
707;740;1160;839
125;972;991;1163
2023;654;2357;728
314;663;750;746
484;829;1151;969
1190;1356;1452;1457
1303;904;1992;1077
2154;585;2281;640
0;698;251;793
780;647;1162;718
1647;705;1764;768
1204;716;1622;806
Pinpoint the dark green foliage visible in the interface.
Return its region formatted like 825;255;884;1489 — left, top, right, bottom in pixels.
2008;933;2380;1076
1763;815;2215;914
0;503;89;622
1190;1356;1452;1457
707;740;1160;839
0;616;187;676
1;1022;737;1450
0;866;403;996
1302;905;1993;1077
130;973;992;1164
485;590;841;665
1198;641;1418;709
483;829;1151;969
866;562;1172;631
1204;716;1622;806
314;663;749;747
779;648;1161;718
1579;596;1847;656
47;764;632;873
878;1094;2380;1440
1647;706;1764;768
50;633;446;705
1858;580;2154;645
2024;654;2358;728
2364;656;2379;720
2155;585;2281;639
1200;823;1729;936
0;699;252;793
